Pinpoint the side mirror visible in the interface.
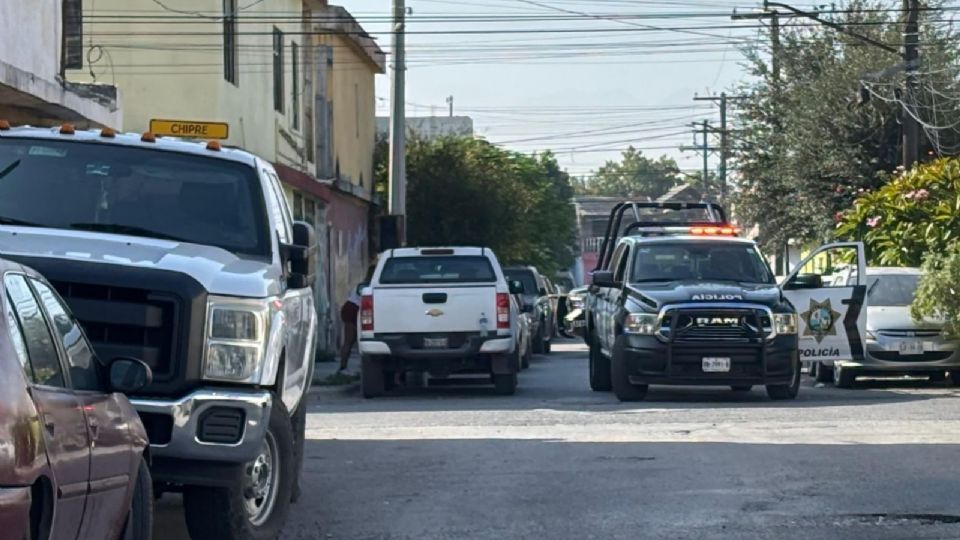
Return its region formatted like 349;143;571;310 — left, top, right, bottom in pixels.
521;304;535;313
785;273;824;290
509;280;524;295
109;358;153;393
284;221;316;289
538;287;548;296
592;270;619;288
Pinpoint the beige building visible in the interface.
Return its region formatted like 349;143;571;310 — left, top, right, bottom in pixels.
66;0;384;354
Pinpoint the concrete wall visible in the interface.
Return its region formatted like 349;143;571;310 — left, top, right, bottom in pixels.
1;0;61;78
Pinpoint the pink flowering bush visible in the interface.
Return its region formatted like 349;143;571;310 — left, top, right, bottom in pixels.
836;158;960;266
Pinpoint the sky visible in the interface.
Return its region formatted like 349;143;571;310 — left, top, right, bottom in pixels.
343;0;820;180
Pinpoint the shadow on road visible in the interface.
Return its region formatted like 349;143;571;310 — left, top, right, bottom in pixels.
283;438;960;540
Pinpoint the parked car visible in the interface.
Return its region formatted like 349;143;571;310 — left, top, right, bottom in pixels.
810;267;960;387
0;258;152;540
503;266;555;354
563;286;588;338
359;247;525;396
0;125;317;539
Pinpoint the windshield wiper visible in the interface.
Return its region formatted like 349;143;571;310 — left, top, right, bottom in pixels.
0;159;21;181
68;223;187;243
632;278;676;283
0;216;42;227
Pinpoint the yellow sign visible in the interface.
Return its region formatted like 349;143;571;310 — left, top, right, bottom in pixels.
149;119;229;139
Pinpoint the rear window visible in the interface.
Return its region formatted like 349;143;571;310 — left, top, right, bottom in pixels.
503;269;538;294
379;256;497;284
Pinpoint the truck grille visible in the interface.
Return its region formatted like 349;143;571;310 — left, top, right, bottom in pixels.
50;281;181;381
662;309;768;343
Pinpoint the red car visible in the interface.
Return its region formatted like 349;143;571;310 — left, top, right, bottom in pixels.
0;258;153;540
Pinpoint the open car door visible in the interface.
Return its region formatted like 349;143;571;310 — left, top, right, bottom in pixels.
781;242;867;365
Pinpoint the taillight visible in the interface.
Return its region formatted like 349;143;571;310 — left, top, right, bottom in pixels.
496;293;510;329
360;295;374;332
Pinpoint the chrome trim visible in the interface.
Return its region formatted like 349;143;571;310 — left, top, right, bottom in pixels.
655;302;777;342
131;388;272;463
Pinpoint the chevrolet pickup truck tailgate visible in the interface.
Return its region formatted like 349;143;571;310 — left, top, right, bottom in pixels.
372;285;498;334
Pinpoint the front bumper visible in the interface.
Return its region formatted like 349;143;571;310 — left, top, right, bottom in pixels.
840;336;960;372
131;387;272;464
618;334;798;386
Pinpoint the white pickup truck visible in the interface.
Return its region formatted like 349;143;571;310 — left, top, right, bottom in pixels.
359;247;524;397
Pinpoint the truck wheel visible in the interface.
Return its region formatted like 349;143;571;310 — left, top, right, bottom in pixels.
532;326;545;354
183;396;294;540
815;362;833;384
492;372;517;395
833;364;857;389
589;335;612;392
361;355;385;398
611;346;647;402
521;338;531;369
543;337;552;355
766;357;801;400
121;456;153;540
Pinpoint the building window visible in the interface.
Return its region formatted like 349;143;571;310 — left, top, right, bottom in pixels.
63;0;83;69
273;28;284;113
223;0;239;85
291;42;300;130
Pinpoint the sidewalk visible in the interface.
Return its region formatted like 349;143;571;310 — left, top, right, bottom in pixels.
311;351;361;388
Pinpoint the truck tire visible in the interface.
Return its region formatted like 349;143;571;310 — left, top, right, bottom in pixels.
611;338;647;402
121;456;153;540
833;364;857;389
589;335;612;392
183;397;295;540
532;325;545;354
289;397;307;503
492;372;518;395
766;357;801;400
543;337;552;355
950;371;960;386
815;362;833;384
521;337;531;369
361;355;385;398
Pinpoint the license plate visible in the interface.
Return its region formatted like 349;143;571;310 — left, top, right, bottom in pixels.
897;340;924;356
702;357;731;373
424;337;448;349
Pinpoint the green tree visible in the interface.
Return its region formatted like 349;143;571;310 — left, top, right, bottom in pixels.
374;136;577;274
733;0;960;251
577;147;681;199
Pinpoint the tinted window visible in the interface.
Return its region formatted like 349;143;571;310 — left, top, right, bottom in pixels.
4;275;64;388
381;256;497;284
631;242;774;284
0;139;270;256
867;274;919;306
4;294;31;376
32;280;102;391
503;269;538;294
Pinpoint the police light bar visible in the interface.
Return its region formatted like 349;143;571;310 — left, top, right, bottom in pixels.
689;225;741;236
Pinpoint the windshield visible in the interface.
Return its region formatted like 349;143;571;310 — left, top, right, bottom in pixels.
503;269;539;294
867;274;920;306
380;256;497;284
631;242;774;284
0;139;270;256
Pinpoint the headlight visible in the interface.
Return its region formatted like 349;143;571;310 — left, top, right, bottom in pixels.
204;297;276;382
624;313;659;335
774;313;797;335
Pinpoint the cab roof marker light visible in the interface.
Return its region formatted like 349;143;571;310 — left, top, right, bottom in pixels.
141;131;157;142
100;127;117;138
206;140;222;151
0;120;10;130
59;123;76;135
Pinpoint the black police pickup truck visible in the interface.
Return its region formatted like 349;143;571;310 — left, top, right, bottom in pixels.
586;202;809;402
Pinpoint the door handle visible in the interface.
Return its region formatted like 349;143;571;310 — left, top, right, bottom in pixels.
88;419;99;441
43;417;55;436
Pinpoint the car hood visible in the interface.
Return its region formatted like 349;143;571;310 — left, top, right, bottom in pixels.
0;226;281;297
867;305;942;331
627;280;781;310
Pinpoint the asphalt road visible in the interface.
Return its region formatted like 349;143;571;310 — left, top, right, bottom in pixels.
156;340;960;539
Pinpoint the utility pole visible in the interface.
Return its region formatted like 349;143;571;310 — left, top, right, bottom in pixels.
680;121;719;198
446;95;454;117
902;0;920;168
693;94;748;204
387;0;407;243
731;9;780;89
